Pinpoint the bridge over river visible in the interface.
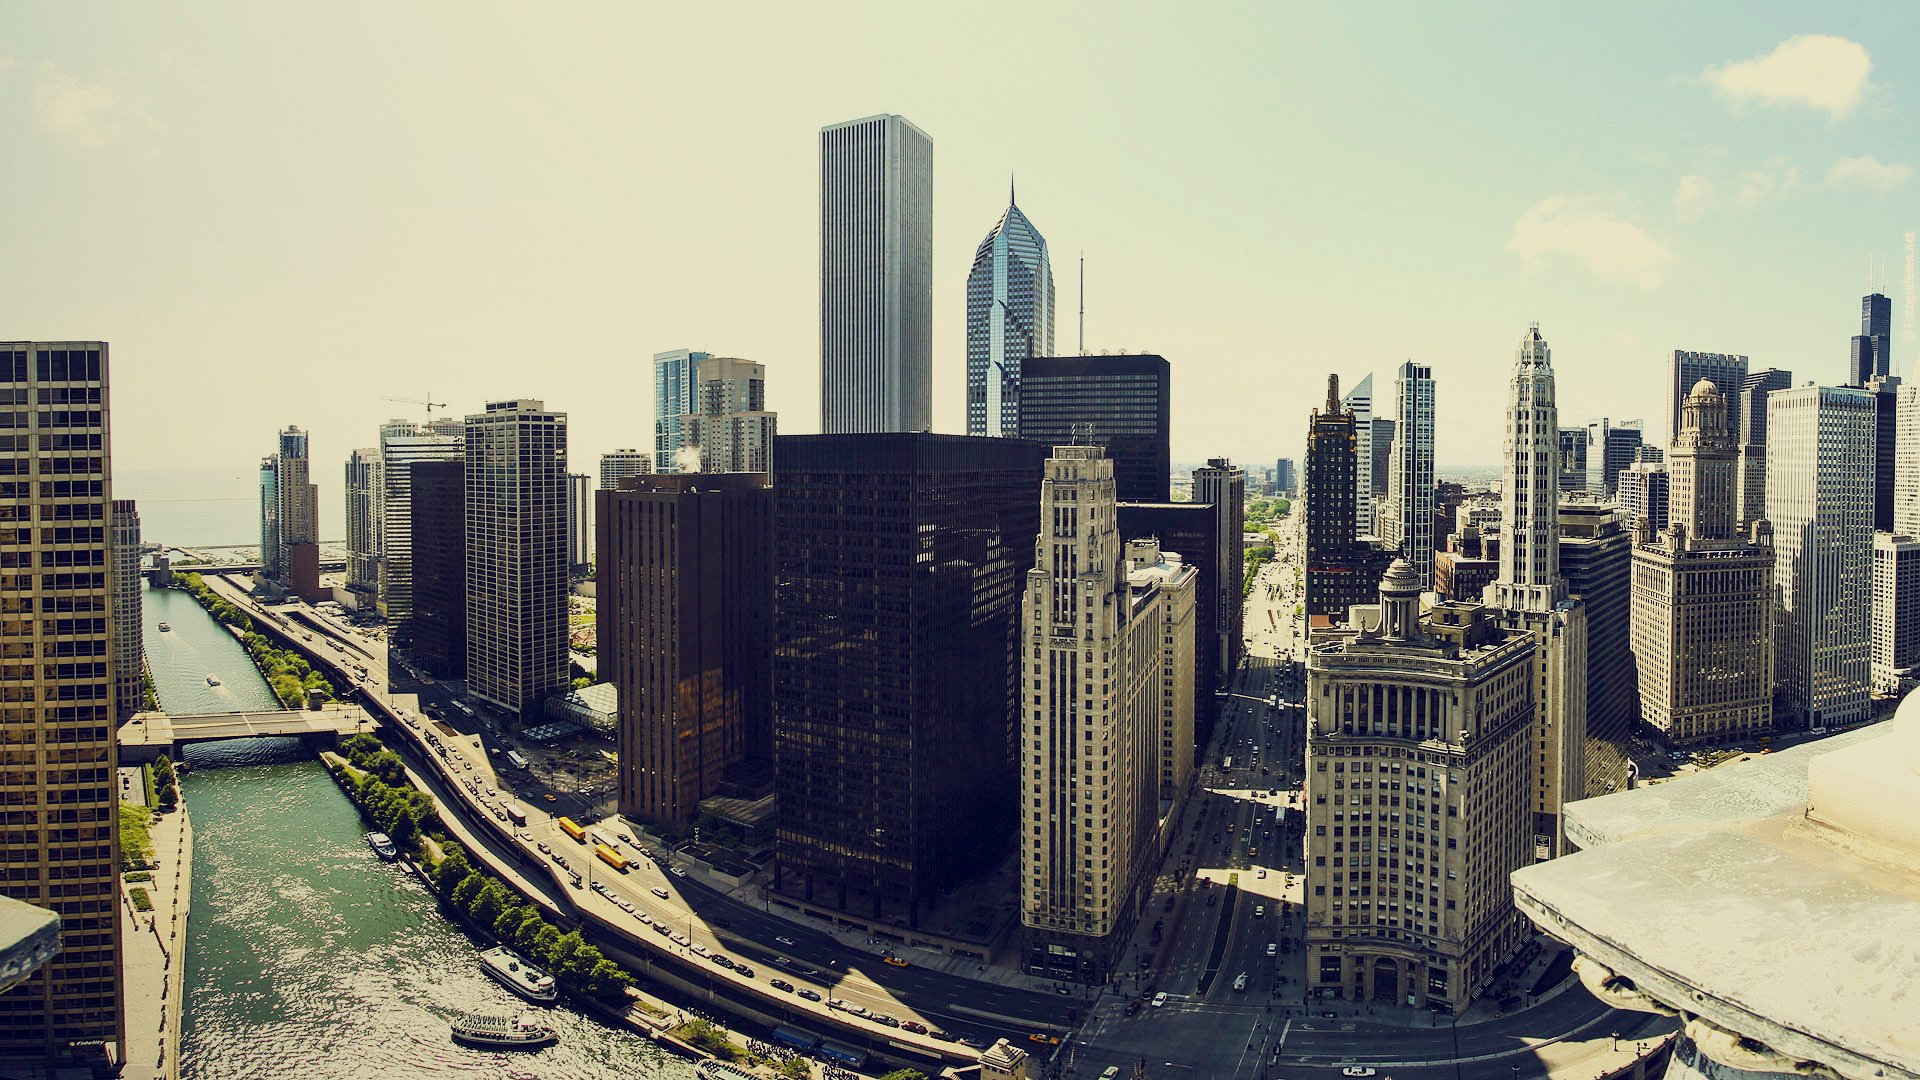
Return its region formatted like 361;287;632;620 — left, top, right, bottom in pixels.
119;702;375;762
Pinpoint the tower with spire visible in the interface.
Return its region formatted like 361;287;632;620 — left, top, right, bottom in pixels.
965;180;1055;437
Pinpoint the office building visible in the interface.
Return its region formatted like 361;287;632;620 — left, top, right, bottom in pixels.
1306;375;1392;618
684;356;776;474
1305;562;1535;1015
1558;500;1636;796
771;434;1045;923
1274;458;1296;498
1736;367;1793;531
258;455;278;572
378;420;463;637
1484;325;1587;860
1558;427;1588;494
410;459;467;679
345;447;382;606
966;183;1054;438
1631;380;1775;747
1118;501;1219;723
1617;456;1670;533
1371;418;1394;498
1435;526;1499;604
1869;375;1900;532
820;114;933;435
599;448;651;490
1899;385;1920;538
1192;458;1245;677
653;348;710;472
464;399;569;718
1583;419;1643;500
1018;354;1170;503
566;472;590;571
1849;290;1894;385
0;343;123;1070
1379;361;1435;587
1344;374;1374;538
110;499;143;722
1669;351;1748;445
267;426;318;580
599;474;772;828
1768;385;1875;730
1871;531;1920;695
1021;444;1193;984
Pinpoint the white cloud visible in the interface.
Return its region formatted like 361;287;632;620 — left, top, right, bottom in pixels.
33;67;150;148
1731;158;1799;209
1827;154;1913;192
1699;35;1873;119
1509;196;1674;290
1674;174;1716;222
1672;158;1799;221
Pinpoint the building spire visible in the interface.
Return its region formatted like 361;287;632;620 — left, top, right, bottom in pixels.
1010;172;1017;208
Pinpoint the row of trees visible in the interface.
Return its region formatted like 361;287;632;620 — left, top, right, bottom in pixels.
171;572;336;708
331;733;438;846
429;842;636;1003
151;753;179;811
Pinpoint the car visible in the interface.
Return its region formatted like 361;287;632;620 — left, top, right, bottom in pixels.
670;932;690;946
690;943;709;958
1152;992;1169;1008
775;935;796;947
652;923;672;937
711;955;734;969
636;912;652;925
1342;1069;1378;1078
650;886;670;899
616;898;634;912
617;832;632;843
736;966;754;979
827;998;850;1012
543;793;558;803
518;830;534;843
883;956;909;968
1266;943;1278;957
771;979;794;993
1029;1033;1061;1045
797;988;822;1002
1124;1000;1143;1016
1254;905;1265;917
670;867;687;878
901;1021;927;1034
485;787;497;797
1233;972;1249;991
874;1014;900;1028
929;1029;955;1041
536;841;550;853
1104;1068;1122;1079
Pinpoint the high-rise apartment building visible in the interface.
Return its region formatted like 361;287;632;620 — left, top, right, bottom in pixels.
1871;531;1920;695
1736;367;1793;531
599;474;772;828
1767;385;1875;730
1484;326;1587;860
1192;458;1245;678
820;114;933;435
1849;290;1894;385
410;459;466;679
771;434;1044;923
1669;351;1748;446
1343;374;1374;538
653;348;711;472
1557;499;1636;797
1583;419;1643;500
966;185;1054;438
1631;380;1775;746
1018;354;1171;503
599;448;651;490
1306;376;1391;618
258;455;278;572
344;447;382;606
1304;561;1535;1015
270;426;318;575
378;420;463;637
464;400;569;718
1118;502;1220;723
566;473;590;571
0;342;124;1069
110;500;142;723
1379;361;1435;587
684;356;776;474
1020;444;1192;983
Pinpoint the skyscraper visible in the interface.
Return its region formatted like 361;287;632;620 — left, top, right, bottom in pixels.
1583;419;1643;499
1870;531;1920;695
378;420;463;636
1767;385;1875;730
1380;361;1435;587
1849;290;1894;385
820;114;933;435
1343;374;1374;537
345;447;382;607
1017;354;1171;502
1020;447;1193;984
1898;384;1920;538
0;343;123;1069
1117;501;1220;723
1617;454;1670;533
1669;351;1748;446
1305;375;1391;618
684;356;776;473
772;434;1044;923
1869;374;1900;532
1273;458;1296;498
599;474;772;828
566;472;590;571
1192;458;1245;678
464;399;569;718
410;459;466;679
273;425;318;564
111;500;143;723
1557;427;1588;493
1370;418;1394;499
1736;367;1793;531
1558;499;1636;797
599;449;651;490
1630;380;1775;746
966;183;1054;438
653;348;710;472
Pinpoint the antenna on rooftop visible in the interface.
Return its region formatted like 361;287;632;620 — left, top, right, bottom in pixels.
1078;252;1086;355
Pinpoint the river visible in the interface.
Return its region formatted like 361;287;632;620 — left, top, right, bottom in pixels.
147;582;691;1078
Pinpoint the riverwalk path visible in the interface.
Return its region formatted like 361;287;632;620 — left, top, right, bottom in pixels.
120;795;192;1080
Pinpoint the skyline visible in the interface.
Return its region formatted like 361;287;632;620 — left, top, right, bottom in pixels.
4;5;1916;534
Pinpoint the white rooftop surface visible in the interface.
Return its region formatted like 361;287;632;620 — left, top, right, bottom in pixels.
1513;700;1920;1080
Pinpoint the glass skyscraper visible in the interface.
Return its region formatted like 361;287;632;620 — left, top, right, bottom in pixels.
965;183;1054;437
1850;291;1893;385
653;348;710;473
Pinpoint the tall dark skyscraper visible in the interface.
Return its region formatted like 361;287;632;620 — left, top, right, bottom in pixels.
1872;375;1900;532
1850;290;1894;385
1305;375;1389;617
411;459;467;679
1017;354;1170;502
1559;500;1635;797
1370;417;1394;495
1669;351;1748;446
1736;367;1793;530
1118;501;1220;724
1193;458;1246;679
771;434;1046;923
1584;419;1644;499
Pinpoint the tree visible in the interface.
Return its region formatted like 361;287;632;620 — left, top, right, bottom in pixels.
527;923;562;961
470;880;509;929
450;872;486;911
364;750;408;788
879;1071;930;1080
434;845;471;895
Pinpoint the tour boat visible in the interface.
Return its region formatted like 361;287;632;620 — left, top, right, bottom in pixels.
158;622;172;632
478;946;558;1004
366;832;398;860
449;1012;558;1050
205;674;221;686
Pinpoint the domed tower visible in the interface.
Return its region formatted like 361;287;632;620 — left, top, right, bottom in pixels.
1669;378;1737;542
1378;557;1423;640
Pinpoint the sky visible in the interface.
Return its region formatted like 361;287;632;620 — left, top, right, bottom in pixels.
3;3;1915;536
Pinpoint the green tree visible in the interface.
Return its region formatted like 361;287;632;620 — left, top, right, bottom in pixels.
363;750;408;787
434;845;471;895
450;872;486;911
878;1071;930;1080
527;923;562;962
678;1020;736;1060
470;880;509;928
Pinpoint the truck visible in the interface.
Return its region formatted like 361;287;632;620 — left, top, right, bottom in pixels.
503;804;527;827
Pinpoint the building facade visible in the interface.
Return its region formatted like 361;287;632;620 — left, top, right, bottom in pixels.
1117;502;1219;730
0;342;124;1070
1274;458;1296;498
1736;367;1793;532
1192;457;1245;680
1583;419;1643;500
410;459;467;679
344;447;382;606
1871;531;1920;695
1849;290;1894;386
966;186;1054;439
1306;375;1391;619
1767;385;1875;730
653;348;710;472
377;420;463;635
1434;527;1498;603
464;399;569;718
1617;456;1670;533
1344;374;1374;539
1669;351;1748;447
1379;361;1435;587
566;472;590;571
771;434;1045;923
684;356;776;474
110;500;143;722
1018;354;1171;503
820;114;933;435
269;426;318;581
1869;375;1900;533
1558;499;1637;797
1557;427;1588;494
598;474;772;828
1305;562;1536;1015
599;448;651;490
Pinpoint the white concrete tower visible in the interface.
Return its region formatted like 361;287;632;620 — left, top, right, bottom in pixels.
1489;325;1564;612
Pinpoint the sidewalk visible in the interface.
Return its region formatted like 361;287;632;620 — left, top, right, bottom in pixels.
120;800;192;1080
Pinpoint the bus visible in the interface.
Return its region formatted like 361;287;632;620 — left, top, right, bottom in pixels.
505;750;530;770
503;804;527;827
817;1043;868;1069
557;817;587;844
1223;756;1234;770
595;844;629;872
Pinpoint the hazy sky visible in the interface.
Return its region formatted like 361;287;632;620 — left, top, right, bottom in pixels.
5;3;1915;535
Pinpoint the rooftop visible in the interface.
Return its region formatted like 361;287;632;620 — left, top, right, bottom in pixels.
0;894;60;994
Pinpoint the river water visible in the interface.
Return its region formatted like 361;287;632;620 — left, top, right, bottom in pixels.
150;582;690;1078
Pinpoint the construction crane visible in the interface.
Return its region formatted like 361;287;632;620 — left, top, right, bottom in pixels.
382;392;448;415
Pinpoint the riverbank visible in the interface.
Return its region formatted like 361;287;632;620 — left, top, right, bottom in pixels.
122;797;192;1080
168;573;334;709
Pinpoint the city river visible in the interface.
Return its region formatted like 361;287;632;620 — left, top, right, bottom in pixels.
144;583;690;1078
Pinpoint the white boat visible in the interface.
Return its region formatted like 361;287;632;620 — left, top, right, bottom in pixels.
366;832;398;861
479;946;557;1003
205;674;221;686
158;622;172;632
449;1012;557;1050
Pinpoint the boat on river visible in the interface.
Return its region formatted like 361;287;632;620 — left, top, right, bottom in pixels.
479;946;557;1003
158;621;171;632
449;1012;557;1050
366;832;398;860
206;674;221;686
